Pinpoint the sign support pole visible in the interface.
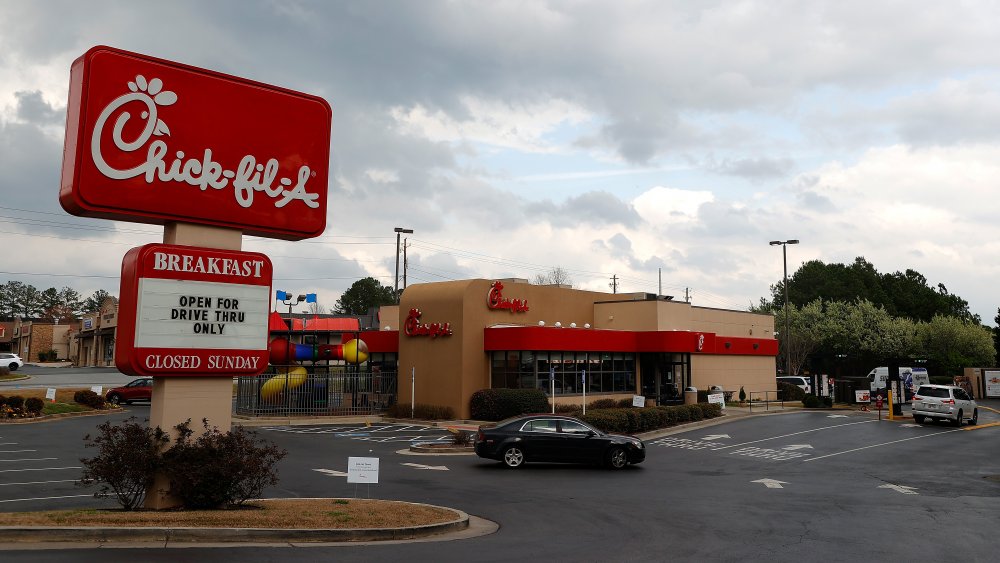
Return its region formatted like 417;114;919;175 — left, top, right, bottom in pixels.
145;223;243;510
411;367;416;419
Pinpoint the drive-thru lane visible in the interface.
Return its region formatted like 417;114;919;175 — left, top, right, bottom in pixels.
1;407;996;561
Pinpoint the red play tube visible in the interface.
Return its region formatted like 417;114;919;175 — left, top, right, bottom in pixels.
268;337;369;365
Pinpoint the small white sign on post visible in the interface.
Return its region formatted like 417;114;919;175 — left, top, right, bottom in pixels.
708;392;726;410
45;388;57;402
855;390;871;403
347;457;380;484
632;395;645;408
91;386;103;395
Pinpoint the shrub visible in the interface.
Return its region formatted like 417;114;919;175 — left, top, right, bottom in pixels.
685;404;704;422
802;394;820;408
384;403;455;420
469;388;550;421
616;398;635;408
74;390;106;409
450;429;474;446
739;386;746;402
554;403;582;414
5;395;24;411
588;398;617;410
777;382;805;402
0;367;9;376
696;403;722;419
78;417;169;510
161;420;287;509
24;397;44;415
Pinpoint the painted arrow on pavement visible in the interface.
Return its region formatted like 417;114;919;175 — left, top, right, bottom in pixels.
702;434;731;441
879;484;918;495
401;462;449;471
781;444;813;451
901;424;922;428
751;478;788;489
313;468;348;477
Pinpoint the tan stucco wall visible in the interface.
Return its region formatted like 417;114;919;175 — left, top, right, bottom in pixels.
690;306;774;339
691;354;777;398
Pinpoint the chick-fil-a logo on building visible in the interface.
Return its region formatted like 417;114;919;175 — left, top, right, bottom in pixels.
487;281;529;313
404;309;453;338
60;46;332;240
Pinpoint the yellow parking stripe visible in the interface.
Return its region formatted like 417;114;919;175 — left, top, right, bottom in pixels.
979;406;1000;414
962;422;1000;431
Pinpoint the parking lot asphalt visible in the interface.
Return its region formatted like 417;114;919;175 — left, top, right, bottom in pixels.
0;402;1000;560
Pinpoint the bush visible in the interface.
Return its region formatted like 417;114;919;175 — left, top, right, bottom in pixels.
38;350;59;362
384;403;455;420
78;417;169;510
588;398;617;410
802;394;820;408
554;403;582;414
74;390;106;409
739;386;747;402
616;398;636;408
161;419;288;509
469;388;550;421
0;367;9;376
5;395;24;411
777;382;805;402
697;403;723;419
24;397;44;414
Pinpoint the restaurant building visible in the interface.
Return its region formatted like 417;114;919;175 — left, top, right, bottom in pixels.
368;278;778;419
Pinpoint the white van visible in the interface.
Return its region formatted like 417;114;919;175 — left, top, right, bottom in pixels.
867;367;929;397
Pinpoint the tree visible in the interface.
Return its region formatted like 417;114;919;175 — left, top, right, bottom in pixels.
532;267;573;287
82;289;112;314
334;277;395;315
915;315;996;376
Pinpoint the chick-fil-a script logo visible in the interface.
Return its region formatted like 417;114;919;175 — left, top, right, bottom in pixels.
487;281;529;313
697;333;705;352
404;309;453;338
91;75;318;210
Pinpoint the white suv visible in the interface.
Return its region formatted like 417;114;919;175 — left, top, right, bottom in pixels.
911;384;977;427
776;376;812;394
0;353;23;371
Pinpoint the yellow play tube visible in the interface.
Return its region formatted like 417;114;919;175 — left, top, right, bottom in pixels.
260;366;308;400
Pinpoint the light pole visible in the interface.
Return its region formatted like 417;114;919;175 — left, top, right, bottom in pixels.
769;239;799;378
394;227;413;303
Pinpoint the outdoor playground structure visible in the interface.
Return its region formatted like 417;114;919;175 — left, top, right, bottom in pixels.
259;336;369;400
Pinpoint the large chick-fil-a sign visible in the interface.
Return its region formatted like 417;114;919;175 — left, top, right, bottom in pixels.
487;281;529;313
116;243;273;377
59;46;331;240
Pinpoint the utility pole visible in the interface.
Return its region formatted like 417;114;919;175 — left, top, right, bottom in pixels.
393;227;413;303
609;275;618;294
658;268;661;296
685;287;690;302
403;238;409;289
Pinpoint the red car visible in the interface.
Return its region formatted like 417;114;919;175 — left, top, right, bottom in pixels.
106;378;153;405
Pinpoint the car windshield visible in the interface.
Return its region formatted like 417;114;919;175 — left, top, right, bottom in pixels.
917;387;949;398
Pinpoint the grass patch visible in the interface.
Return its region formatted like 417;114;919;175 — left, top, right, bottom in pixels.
42;402;90;415
0;499;458;529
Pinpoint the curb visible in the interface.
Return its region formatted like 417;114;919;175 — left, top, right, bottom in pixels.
0;407;124;425
0;502;471;545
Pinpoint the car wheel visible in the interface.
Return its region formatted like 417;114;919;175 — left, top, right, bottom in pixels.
953;409;963;427
8;362;18;371
913;414;925;424
606;446;628;469
107;393;122;406
970;409;978;426
502;446;525;468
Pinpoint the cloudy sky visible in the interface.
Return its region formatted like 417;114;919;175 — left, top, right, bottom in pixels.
2;1;999;323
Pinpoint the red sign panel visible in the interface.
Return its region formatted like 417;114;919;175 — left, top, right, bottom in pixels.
116;244;273;377
60;46;331;240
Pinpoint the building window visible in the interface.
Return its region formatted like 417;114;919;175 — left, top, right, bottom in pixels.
490;350;636;395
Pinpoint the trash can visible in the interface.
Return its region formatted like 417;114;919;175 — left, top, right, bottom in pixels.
684;386;698;405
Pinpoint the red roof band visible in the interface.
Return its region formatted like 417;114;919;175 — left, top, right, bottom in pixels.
483;326;778;356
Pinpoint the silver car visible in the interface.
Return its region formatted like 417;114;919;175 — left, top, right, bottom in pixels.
911;384;978;427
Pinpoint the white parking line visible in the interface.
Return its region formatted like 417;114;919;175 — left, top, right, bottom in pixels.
713;420;876;451
0;457;58;463
0;466;81;473
0;450;36;454
0;480;78;486
0;494;96;504
803;429;963;462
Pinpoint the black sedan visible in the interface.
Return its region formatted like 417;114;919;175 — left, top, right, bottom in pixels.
474;414;645;469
